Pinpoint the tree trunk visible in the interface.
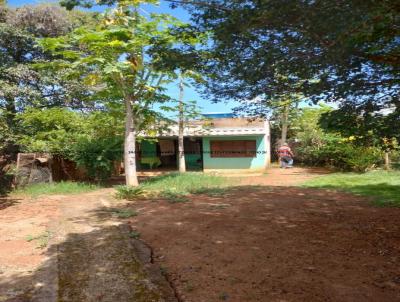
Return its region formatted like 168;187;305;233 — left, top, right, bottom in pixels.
280;104;289;145
384;151;391;170
124;97;139;186
178;76;186;173
264;120;271;169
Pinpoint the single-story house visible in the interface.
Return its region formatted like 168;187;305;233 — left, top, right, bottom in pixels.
138;113;271;172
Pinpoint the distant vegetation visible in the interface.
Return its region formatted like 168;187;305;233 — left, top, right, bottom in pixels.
302;171;400;207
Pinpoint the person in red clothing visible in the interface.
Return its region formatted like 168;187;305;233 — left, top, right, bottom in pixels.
277;143;294;168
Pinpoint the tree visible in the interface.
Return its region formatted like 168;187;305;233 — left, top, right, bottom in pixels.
174;70;203;172
173;1;399;116
0;3;96;155
40;1;193;186
319;104;400;169
177;73;186;172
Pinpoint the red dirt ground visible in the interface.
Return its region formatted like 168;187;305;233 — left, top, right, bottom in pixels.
127;168;400;302
1;168;400;302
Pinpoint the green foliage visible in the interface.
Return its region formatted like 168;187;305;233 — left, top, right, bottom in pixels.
291;105;383;171
14;181;98;197
0;3;97;160
111;208;138;218
0;109;15;153
0;171;13;196
40;1;202;186
320;105;400;152
17;107;124;181
302;171;400;207
128;230;141;239
18;108;85;155
159;190;190;203
298;141;382;172
38;4;188;116
72;136;123;181
180;0;398;117
115;172;232;201
115;186;145;200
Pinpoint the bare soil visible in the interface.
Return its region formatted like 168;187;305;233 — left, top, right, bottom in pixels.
127;168;400;302
0;190;175;302
1;168;399;302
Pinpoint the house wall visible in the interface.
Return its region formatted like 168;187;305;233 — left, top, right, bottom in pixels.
202;135;266;172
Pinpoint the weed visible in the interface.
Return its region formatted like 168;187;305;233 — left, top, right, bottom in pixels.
111;208;138;218
218;292;229;300
26;231;51;249
191;187;228;197
128;230;141;239
115;186;145;200
160;190;190;203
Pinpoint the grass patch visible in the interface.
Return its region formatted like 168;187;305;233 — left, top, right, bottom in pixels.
302;170;400;207
14;181;99;197
115;172;233;202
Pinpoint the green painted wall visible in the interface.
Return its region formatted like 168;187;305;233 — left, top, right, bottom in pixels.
202;136;266;170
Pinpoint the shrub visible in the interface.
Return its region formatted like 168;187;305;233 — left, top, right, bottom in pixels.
0;173;13;196
115;186;145;200
296;139;383;172
71;136;123;181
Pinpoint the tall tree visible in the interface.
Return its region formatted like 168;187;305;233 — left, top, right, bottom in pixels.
177;73;186;172
40;1;193;186
173;0;399;115
0;3;96;155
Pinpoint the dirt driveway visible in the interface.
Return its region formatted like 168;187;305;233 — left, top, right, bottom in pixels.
1;168;399;302
127;168;400;302
0;190;175;302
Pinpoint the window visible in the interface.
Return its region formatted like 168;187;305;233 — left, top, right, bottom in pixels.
210;140;257;158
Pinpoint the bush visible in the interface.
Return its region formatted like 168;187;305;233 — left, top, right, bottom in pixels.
71;136;123;181
0;173;13;196
296;139;383;172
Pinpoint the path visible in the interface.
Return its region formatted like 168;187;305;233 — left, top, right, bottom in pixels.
240;167;330;186
1;168;400;302
0;190;176;302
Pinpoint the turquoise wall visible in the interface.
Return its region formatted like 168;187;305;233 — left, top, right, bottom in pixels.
202;136;266;170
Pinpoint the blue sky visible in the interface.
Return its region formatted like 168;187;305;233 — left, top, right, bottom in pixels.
9;0;239;114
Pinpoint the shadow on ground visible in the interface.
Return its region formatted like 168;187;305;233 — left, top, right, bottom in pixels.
2;181;400;302
0;217;177;302
114;185;400;302
303;183;400;206
0;197;21;210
